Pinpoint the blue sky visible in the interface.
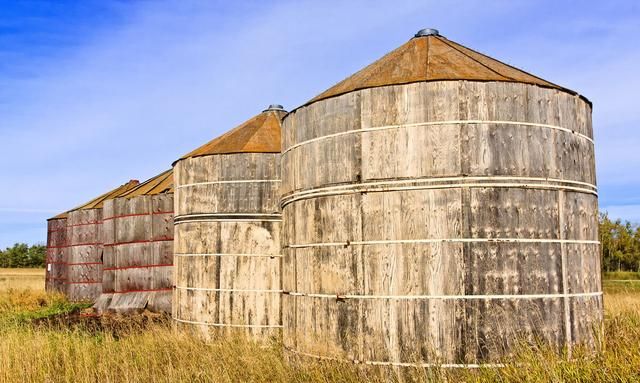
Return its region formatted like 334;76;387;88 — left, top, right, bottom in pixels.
0;0;638;248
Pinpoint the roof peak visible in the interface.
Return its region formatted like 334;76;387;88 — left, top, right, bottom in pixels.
175;106;286;163
302;31;587;107
48;179;139;219
119;169;173;198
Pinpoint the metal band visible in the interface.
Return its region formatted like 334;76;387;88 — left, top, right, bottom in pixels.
284;347;505;369
280;176;597;208
172;317;283;329
174;213;282;224
282;119;593;155
175;253;282;258
177;179;280;189
175;218;282;224
285;291;602;300
287;238;600;249
175;286;282;293
52;242;173;250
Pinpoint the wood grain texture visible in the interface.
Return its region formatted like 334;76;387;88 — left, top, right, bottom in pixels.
281;81;600;365
95;194;174;314
45;218;67;292
173;153;282;340
94;200;116;311
65;208;103;302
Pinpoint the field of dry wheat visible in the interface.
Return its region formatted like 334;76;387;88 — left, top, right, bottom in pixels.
0;268;44;291
0;269;638;383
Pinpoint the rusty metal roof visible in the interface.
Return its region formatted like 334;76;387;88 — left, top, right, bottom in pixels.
306;33;587;106
175;108;286;163
119;169;173;198
48;180;139;220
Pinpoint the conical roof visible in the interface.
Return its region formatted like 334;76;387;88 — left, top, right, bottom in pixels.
307;29;587;106
119;169;173;198
48;179;139;220
175;105;287;164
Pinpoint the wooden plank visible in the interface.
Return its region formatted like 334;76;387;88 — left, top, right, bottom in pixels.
173;152;282;340
280;81;600;365
45;217;67;292
97;193;174;314
65;208;103;302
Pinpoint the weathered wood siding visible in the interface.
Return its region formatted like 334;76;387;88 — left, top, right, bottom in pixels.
95;199;116;311
173;153;282;339
96;194;174;313
281;81;601;365
45;218;67;292
65;208;103;302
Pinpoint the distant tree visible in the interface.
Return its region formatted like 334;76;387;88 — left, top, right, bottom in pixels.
10;243;29;267
27;245;46;268
0;243;46;268
599;213;640;272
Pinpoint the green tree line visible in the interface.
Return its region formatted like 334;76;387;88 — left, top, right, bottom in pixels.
600;213;640;272
0;243;46;268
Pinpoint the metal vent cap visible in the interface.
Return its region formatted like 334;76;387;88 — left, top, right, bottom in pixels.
414;28;440;37
264;104;286;112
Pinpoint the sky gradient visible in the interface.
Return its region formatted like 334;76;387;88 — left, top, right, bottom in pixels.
0;0;639;248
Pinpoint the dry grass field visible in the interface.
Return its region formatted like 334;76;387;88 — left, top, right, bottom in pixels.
0;272;638;382
0;268;45;291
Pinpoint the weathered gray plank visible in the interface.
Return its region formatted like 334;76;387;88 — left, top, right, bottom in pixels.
281;81;600;365
173;152;282;340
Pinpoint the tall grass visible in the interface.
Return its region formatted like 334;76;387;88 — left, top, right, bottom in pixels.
0;288;638;382
449;292;640;382
0;315;373;382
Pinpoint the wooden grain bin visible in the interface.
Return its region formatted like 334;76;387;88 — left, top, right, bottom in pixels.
280;29;601;367
64;180;139;302
45;213;68;293
94;170;174;314
173;105;286;339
